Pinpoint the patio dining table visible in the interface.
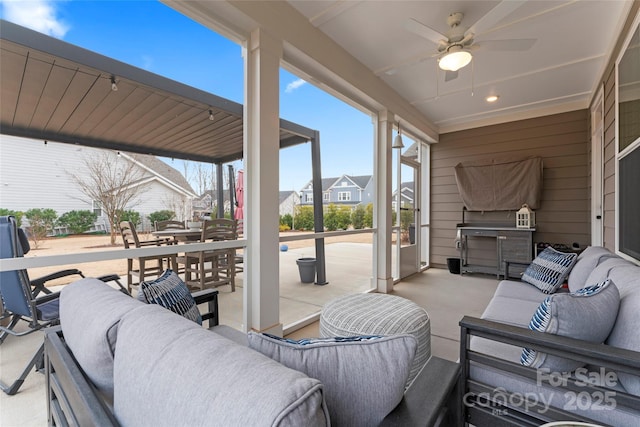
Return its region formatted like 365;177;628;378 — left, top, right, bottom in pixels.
151;229;203;242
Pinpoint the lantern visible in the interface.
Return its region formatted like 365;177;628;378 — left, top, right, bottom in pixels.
516;204;536;229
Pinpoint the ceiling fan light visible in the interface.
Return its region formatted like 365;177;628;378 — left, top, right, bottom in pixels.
439;50;472;71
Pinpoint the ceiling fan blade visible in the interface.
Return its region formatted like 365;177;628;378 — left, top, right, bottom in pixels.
466;0;527;36
405;18;448;46
444;70;459;82
475;39;537;52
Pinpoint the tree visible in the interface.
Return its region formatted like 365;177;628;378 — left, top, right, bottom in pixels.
324;204;339;231
336;206;352;230
294;205;314;231
119;210;141;227
57;210;97;234
68;152;149;245
24;208;57;249
364;203;374;228
351;205;365;229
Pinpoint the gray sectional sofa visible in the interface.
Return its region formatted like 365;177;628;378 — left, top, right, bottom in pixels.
459;246;640;426
45;278;460;427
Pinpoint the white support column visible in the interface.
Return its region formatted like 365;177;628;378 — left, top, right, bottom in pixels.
243;28;283;335
374;110;394;293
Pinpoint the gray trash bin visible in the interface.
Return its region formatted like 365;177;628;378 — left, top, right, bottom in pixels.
296;258;316;283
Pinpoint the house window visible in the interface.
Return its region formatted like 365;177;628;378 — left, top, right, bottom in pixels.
306;193;313;203
92;200;103;217
323;193;330;201
341;182;347;186
338;192;351;201
617;19;640;261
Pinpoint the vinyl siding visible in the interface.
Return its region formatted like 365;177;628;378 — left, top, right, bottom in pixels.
0;135;191;230
430;110;590;268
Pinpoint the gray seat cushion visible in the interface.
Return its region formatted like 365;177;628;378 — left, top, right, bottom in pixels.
114;304;329;427
60;278;144;400
567;246;617;292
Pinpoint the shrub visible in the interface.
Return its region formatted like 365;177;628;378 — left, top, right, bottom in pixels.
279;224;291;232
336;206;352;230
118;210;141;227
364;203;373;228
148;210;175;225
0;208;24;226
280;213;293;229
324;204;338;231
294;205;314;231
351;205;365;229
57;210;97;234
24;208;57;248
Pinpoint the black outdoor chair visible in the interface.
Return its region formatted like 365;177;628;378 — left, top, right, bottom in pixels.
0;215;125;395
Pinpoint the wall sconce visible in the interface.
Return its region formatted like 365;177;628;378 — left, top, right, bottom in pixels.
208;110;215;121
392;122;404;149
110;76;118;91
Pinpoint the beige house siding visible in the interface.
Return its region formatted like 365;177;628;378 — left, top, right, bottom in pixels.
599;2;640;254
430;110;590;268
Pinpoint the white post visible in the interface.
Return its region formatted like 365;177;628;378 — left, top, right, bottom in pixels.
374;111;394;293
243;28;283;335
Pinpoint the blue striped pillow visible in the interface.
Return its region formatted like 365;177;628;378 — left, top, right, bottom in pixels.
521;279;619;371
522;247;577;293
138;270;202;325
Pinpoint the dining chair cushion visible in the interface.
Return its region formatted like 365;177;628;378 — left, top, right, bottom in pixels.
137;270;202;325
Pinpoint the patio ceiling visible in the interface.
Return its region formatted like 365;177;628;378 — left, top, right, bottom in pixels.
0;19;316;164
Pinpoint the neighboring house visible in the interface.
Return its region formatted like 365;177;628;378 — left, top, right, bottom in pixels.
299;175;373;207
192;189;233;219
0;135;196;232
279;190;300;216
392;182;414;210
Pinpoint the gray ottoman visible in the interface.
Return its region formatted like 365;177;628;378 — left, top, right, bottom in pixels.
320;293;431;387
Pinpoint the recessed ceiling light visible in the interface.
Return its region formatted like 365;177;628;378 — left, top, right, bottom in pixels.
486;95;499;103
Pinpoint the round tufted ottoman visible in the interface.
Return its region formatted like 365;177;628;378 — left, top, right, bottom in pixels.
320;293;431;387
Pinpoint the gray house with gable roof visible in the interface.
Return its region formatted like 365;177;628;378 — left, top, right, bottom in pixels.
299;174;373;208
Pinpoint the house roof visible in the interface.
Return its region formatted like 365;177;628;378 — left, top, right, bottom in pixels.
0;19;317;165
301;175;373;192
127;153;195;196
279;190;297;204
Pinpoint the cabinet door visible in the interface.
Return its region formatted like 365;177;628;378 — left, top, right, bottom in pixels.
498;232;533;278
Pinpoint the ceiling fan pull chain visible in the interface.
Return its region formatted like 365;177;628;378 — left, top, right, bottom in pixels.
471;58;475;97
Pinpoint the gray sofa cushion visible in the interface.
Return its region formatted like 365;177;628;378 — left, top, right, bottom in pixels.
114;304;329;427
248;331;416;427
605;265;640;396
522;247;577;294
568;246;617;292
481;295;542;328
492;280;551;304
60;278;144;400
521;279;620;372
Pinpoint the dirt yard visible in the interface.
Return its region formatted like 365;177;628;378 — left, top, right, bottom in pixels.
22;231;374;286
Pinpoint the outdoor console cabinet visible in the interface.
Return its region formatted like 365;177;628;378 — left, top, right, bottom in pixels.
458;225;534;279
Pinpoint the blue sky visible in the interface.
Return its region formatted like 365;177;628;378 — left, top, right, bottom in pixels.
0;0;374;192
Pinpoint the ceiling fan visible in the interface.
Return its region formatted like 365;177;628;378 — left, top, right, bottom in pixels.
394;0;536;81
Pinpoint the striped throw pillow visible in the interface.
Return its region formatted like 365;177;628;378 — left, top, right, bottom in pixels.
138;270;202;325
522;247;578;293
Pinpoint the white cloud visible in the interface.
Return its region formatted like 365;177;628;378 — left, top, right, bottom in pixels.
285;78;306;93
1;0;69;38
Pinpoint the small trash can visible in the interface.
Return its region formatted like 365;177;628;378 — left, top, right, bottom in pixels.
296;258;316;283
447;257;460;274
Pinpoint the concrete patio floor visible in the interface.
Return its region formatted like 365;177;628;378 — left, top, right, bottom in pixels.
0;242;499;426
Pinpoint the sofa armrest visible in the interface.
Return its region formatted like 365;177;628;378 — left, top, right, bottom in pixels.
459;316;640;426
380;356;462;427
45;327;118;427
191;288;219;328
